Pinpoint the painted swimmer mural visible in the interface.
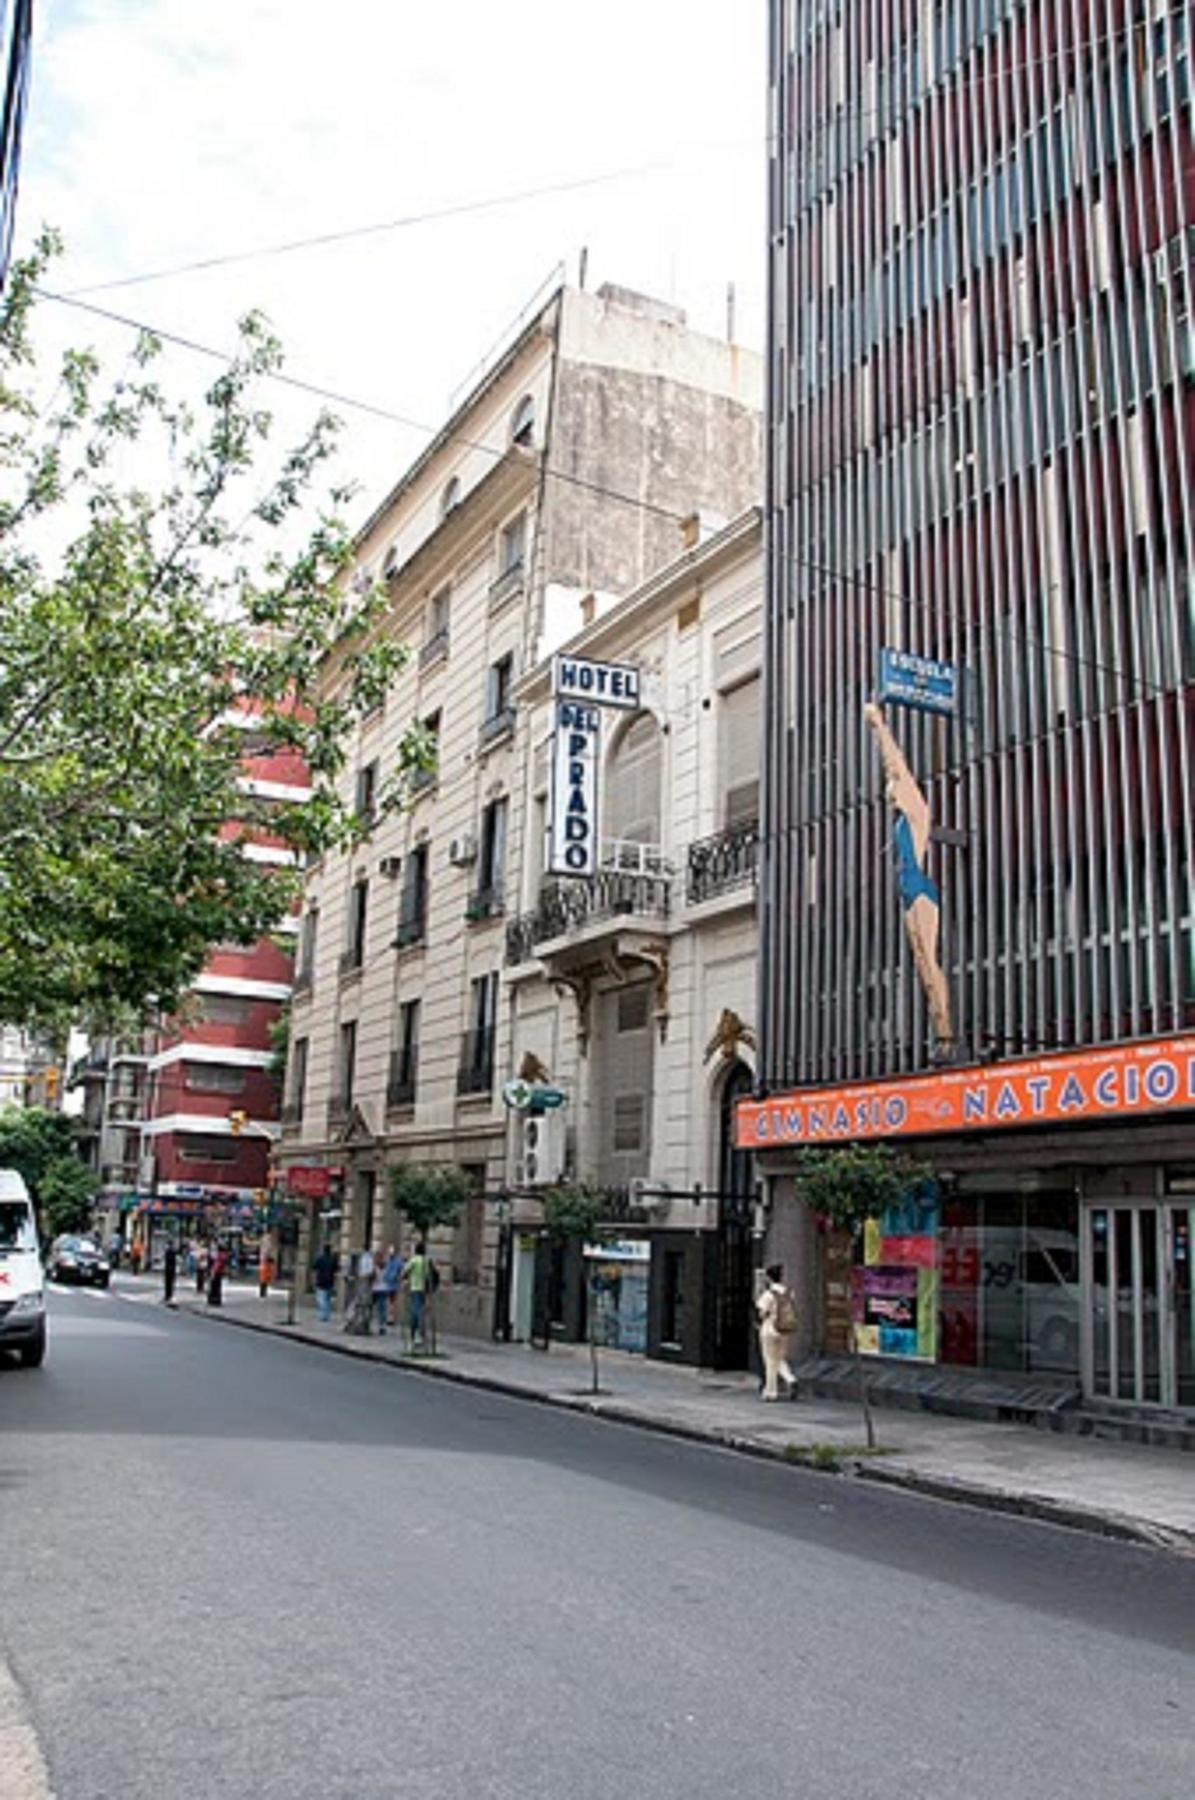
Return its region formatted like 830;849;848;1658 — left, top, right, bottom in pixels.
863;700;955;1052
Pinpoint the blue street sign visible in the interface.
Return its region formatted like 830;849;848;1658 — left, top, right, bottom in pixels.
879;648;959;718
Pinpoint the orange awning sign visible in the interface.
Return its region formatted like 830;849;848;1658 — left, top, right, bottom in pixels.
736;1034;1195;1149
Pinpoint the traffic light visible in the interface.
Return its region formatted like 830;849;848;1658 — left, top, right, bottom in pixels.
229;1109;248;1135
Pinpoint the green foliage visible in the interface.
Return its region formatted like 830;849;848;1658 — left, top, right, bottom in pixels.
38;1155;97;1237
540;1182;608;1245
796;1142;933;1236
389;1163;470;1241
0;232;429;1031
0;1105;96;1234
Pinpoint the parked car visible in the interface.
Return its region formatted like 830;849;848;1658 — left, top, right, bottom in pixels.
0;1168;47;1366
47;1235;110;1289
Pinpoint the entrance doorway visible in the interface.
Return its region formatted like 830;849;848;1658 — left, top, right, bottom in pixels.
1085;1202;1194;1410
713;1061;756;1370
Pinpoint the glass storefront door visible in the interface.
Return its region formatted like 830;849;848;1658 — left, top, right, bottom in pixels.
1085;1203;1195;1410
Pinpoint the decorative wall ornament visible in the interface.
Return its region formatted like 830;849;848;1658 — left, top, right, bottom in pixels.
703;1008;757;1065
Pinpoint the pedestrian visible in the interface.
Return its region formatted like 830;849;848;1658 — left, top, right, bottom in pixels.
195;1241;209;1296
313;1242;339;1324
371;1248;393;1336
383;1243;403;1328
756;1262;799;1401
207;1243;227;1307
130;1239;143;1276
404;1241;432;1348
162;1240;178;1306
258;1234;276;1299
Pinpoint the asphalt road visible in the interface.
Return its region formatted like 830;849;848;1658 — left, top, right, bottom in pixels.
0;1290;1191;1800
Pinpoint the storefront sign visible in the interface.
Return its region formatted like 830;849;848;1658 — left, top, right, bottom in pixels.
583;1239;650;1262
286;1166;341;1199
553;654;641;711
737;1033;1195;1148
548;699;600;876
879;647;959;718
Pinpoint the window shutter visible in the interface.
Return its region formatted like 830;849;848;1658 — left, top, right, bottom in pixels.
720;676;761;826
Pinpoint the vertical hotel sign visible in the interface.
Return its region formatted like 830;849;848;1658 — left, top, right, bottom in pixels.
547;656;642;878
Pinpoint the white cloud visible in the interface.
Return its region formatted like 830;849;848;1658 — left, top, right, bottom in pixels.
18;0;766;513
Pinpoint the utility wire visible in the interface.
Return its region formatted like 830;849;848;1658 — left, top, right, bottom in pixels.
33;285;1174;705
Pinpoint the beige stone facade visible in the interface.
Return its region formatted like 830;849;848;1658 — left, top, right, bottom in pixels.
277;283;761;1337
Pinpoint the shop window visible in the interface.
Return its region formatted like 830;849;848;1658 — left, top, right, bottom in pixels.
938;1187;1081;1374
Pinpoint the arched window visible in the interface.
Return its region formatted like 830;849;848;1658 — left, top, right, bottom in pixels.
604;713;662;862
510;394;535;447
440;476;461;520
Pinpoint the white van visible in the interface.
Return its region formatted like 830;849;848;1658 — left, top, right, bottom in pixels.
0;1168;47;1367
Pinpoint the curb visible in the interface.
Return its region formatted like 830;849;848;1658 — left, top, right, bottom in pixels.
171;1299;1194;1557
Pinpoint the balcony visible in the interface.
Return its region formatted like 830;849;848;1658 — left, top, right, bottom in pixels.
107;1092;144;1123
686;818;759;905
339;949;363;980
393;913;427;951
386;1047;419;1109
487;559;524;613
505;869;672;965
465;882;505;924
419;626;450;670
477;706;516;752
101;1161;140;1190
456;1027;495;1097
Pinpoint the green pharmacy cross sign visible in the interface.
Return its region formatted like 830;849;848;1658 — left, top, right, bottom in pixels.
503;1079;567;1115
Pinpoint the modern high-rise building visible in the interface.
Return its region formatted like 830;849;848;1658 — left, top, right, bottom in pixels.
748;2;1194;1416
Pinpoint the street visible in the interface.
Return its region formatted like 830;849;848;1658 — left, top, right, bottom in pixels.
0;1290;1191;1800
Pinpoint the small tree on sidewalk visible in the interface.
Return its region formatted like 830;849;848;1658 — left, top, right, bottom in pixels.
389;1163;469;1352
796;1143;932;1449
541;1183;610;1395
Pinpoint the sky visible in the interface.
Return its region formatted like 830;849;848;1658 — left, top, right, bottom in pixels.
15;0;767;527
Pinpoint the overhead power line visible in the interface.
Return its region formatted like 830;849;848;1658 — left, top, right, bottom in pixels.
32;284;1173;706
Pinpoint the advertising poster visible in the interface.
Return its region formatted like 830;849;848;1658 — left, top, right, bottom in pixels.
852;1189;940;1360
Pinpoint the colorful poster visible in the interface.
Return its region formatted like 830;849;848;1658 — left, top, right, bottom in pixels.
851;1189;939;1360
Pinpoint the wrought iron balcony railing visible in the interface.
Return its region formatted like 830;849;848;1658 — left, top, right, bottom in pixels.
466;881;505;923
419;626;450;669
488;559;525;611
456;1027;495;1096
686;817;759;905
478;706;516;750
505;869;671;964
387;1047;419;1108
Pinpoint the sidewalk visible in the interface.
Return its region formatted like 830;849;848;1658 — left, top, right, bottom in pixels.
123;1274;1195;1555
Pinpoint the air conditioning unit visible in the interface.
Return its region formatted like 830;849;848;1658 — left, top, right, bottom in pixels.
378;855;402;879
521;1110;567;1188
448;834;477;867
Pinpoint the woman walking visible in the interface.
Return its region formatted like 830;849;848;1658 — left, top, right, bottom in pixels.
756;1263;799;1402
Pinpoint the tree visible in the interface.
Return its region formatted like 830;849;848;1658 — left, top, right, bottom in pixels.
0;1104;97;1237
0;231;431;1033
796;1142;932;1448
541;1182;610;1395
389;1163;470;1354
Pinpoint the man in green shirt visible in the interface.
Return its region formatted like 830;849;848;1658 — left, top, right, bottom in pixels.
404;1241;431;1346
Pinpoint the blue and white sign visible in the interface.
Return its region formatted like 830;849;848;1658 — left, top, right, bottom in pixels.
879;648;959;719
548;699;601;876
553;654;641;711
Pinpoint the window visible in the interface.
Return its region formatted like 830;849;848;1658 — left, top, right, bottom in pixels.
185;1063;246;1094
289;1036;308;1117
355;761;378;825
605;713;662;848
440;476;461;520
720;676;761;826
613;1092;646;1152
484;653;514;723
296;907;318;987
458;973;498;1093
510;395;536;447
344;876;368;971
395;843;429;946
429;587;450;636
389;1001;419;1104
472;798;508;914
199;995;249;1026
499;512;526;576
338;1020;357;1106
178;1135;237;1164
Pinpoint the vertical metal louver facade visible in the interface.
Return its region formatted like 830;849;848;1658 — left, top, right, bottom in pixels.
762;0;1195;1091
